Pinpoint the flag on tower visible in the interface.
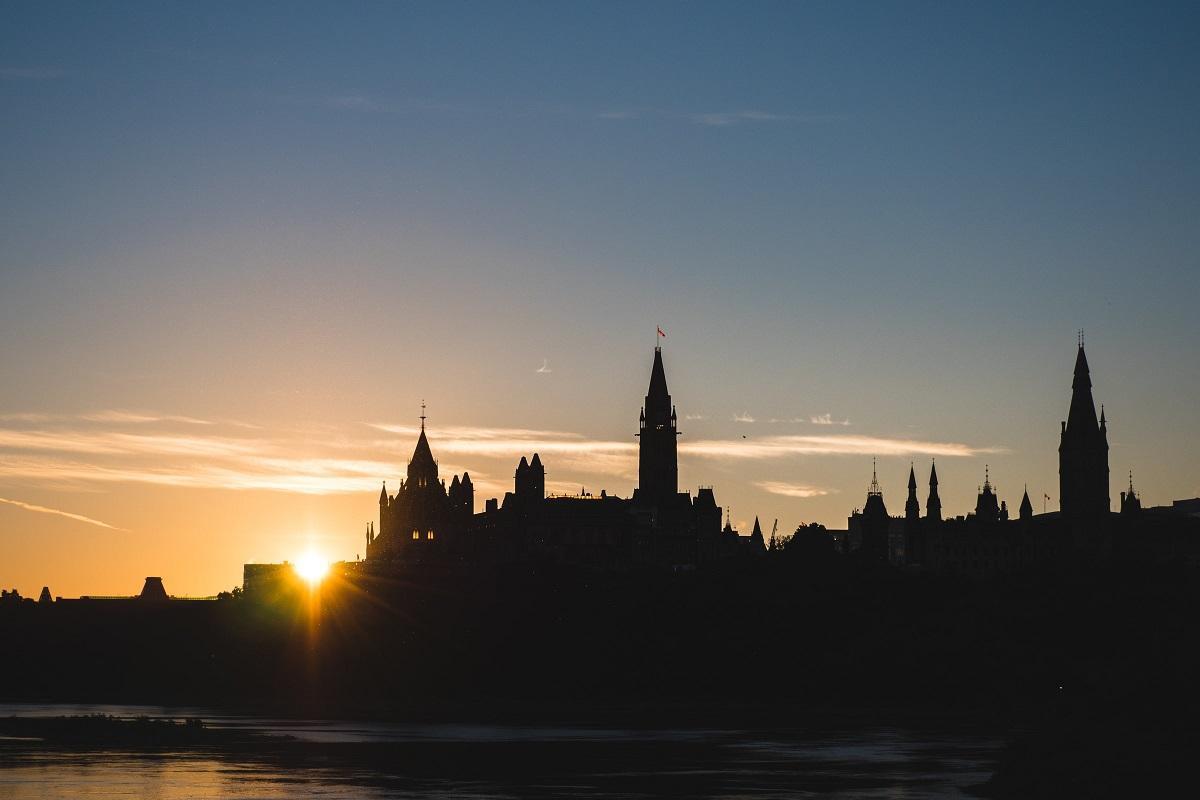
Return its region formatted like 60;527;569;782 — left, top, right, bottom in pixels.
657;326;666;338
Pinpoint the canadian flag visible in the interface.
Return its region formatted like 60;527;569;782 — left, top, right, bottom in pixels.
657;326;666;338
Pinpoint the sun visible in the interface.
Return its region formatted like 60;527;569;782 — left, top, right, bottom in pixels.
293;551;329;586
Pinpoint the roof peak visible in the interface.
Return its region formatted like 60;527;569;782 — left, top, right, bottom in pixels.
647;346;669;400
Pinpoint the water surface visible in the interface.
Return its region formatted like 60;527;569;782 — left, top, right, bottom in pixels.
0;703;1001;798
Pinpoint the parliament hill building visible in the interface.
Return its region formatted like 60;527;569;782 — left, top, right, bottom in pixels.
362;346;764;571
843;340;1200;574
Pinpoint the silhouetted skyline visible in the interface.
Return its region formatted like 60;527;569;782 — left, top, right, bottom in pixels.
3;2;1199;596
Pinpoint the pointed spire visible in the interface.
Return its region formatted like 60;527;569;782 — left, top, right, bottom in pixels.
646;346;670;413
868;457;881;496
530;453;542;468
379;482;388;504
905;463;920;521
926;461;942;521
461;471;472;486
407;416;438;485
752;516;762;536
1019;485;1033;520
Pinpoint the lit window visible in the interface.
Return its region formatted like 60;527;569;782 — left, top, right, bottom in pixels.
412;530;419;540
427;530;435;540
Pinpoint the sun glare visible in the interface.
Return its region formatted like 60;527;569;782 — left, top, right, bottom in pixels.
294;552;329;585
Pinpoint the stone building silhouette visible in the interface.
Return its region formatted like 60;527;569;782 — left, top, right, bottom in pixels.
362;345;761;570
843;339;1200;575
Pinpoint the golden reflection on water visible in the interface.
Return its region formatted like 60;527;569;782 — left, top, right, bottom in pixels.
0;753;388;800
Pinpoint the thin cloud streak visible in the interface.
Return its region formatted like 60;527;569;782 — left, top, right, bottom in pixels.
0;416;997;498
683;435;1003;459
756;482;835;499
810;413;851;426
82;410;215;425
0;496;123;531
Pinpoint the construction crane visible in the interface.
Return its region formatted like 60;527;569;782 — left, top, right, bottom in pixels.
769;518;779;549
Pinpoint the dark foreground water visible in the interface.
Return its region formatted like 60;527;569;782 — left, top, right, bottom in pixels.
0;704;1002;798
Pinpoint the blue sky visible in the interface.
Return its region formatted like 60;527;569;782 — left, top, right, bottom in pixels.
2;2;1198;594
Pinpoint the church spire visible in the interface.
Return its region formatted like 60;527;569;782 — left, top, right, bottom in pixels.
1019;485;1033;521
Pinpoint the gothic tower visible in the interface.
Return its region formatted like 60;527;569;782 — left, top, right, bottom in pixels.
926;461;942;522
1059;339;1110;518
905;464;920;524
637;346;679;505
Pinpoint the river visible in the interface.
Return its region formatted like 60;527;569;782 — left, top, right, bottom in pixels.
0;703;1002;798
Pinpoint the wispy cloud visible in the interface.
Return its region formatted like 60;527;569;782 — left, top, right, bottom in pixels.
304;93;840;130
756;481;835;499
0;496;122;531
0;67;65;80
684;414;706;421
683;434;1002;459
689;110;843;127
0;413;996;500
81;410;214;426
733;413;756;423
810;413;851;426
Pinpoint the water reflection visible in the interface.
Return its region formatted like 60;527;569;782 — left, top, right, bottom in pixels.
0;704;1000;798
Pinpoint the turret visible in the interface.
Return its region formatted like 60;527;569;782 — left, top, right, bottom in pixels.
1120;471;1142;517
859;460;890;562
926;461;942;522
749;517;766;554
1019;486;1033;521
406;404;439;489
974;465;1001;523
905;464;920;523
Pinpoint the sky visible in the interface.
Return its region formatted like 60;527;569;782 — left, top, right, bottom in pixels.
2;1;1198;597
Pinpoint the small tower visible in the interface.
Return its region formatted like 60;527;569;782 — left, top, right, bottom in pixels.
1120;471;1142;517
974;465;1001;523
926;461;942;522
749;516;767;554
860;459;890;562
905;464;920;523
1019;485;1034;521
